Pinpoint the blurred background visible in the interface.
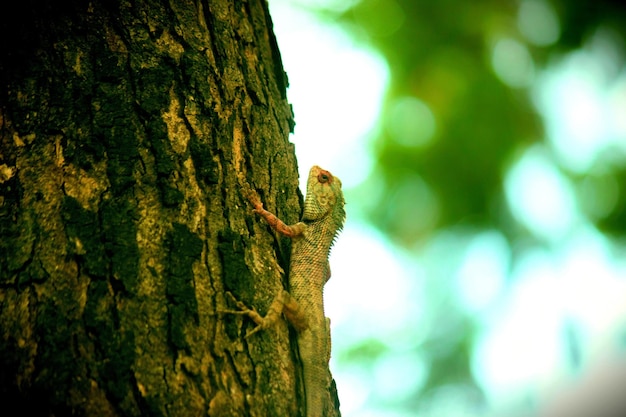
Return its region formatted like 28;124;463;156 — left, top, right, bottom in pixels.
268;0;626;416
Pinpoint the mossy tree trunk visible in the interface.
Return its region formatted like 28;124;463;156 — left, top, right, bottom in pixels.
0;1;329;415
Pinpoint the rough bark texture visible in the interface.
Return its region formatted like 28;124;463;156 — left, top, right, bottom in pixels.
0;1;321;416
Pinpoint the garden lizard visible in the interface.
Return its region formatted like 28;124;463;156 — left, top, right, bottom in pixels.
225;165;345;417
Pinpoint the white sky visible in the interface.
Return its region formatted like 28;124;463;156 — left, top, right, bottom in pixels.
269;1;387;190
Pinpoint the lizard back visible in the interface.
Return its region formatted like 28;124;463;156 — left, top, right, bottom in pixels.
289;166;345;417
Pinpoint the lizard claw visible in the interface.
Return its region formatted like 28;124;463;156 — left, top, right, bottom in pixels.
250;199;264;214
222;292;255;314
242;189;263;210
221;292;267;337
245;325;265;338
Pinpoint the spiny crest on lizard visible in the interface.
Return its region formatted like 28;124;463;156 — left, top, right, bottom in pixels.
302;165;346;238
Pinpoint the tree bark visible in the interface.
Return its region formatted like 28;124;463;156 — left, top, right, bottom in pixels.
0;1;332;416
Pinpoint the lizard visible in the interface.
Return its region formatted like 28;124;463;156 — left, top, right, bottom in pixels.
224;165;345;417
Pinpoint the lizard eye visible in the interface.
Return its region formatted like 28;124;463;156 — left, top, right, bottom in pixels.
318;172;330;183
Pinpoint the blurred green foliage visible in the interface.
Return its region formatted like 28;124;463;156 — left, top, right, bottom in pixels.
334;0;626;242
303;0;626;414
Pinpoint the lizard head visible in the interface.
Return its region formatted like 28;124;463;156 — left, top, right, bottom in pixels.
302;165;346;232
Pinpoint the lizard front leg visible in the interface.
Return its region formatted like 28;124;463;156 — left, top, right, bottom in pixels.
221;192;310;335
244;190;306;238
223;290;309;337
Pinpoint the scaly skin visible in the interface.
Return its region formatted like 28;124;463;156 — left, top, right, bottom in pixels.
227;165;345;417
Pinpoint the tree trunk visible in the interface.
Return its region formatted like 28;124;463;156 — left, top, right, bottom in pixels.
0;1;337;416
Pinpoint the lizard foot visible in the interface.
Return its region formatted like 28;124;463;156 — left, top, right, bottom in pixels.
220;291;270;338
242;189;264;213
220;290;303;337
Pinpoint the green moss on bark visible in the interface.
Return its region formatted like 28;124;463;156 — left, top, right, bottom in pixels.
165;222;202;352
218;229;253;299
33;301;83;412
84;279;138;414
61;196;108;277
101;199;139;294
